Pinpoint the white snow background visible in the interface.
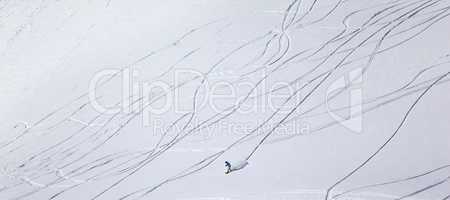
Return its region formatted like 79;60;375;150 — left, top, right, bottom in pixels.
0;0;450;199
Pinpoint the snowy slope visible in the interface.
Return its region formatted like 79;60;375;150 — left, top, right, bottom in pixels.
1;0;450;199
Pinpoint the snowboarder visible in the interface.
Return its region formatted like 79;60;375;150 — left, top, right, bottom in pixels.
225;160;248;174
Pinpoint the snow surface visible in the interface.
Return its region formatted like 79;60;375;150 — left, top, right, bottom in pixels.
0;0;450;199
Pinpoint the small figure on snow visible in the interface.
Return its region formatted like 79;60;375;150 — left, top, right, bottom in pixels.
224;160;248;174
